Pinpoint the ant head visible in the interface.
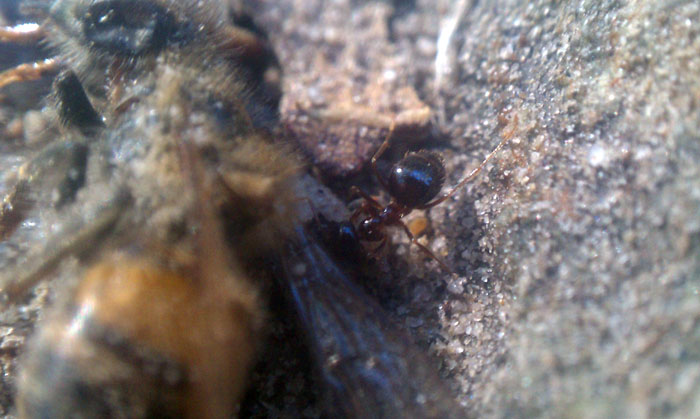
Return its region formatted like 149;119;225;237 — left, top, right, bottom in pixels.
388;150;446;208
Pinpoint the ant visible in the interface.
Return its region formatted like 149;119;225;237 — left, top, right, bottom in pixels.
334;121;511;272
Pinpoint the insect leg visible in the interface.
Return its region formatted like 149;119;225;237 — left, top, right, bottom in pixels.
419;134;511;209
54;71;105;135
399;220;452;273
0;23;45;43
0;58;60;90
349;185;382;209
0;190;131;304
370;119;396;192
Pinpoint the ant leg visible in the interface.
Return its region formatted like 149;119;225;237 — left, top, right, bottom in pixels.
349;186;383;209
399;221;452;273
0;23;45;43
0;58;61;90
370;119;397;192
418;134;512;209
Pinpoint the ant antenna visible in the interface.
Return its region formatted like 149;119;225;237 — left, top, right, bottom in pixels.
418;133;512;209
370;119;397;192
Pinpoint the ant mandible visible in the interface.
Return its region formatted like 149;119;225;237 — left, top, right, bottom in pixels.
344;121;511;272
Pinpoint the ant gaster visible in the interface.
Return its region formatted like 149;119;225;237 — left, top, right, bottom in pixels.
345;121;511;272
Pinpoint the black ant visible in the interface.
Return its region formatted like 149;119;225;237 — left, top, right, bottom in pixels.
327;121;511;272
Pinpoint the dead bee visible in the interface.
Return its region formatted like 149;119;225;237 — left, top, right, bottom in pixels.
0;0;464;417
0;0;289;417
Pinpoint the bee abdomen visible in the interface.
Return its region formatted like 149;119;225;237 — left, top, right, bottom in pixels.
17;255;258;418
18;306;188;418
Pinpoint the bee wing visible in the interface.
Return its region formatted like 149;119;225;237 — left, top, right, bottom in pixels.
280;224;464;419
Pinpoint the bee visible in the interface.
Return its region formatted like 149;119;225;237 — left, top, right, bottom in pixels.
16;145;265;418
0;0;290;417
0;0;465;417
